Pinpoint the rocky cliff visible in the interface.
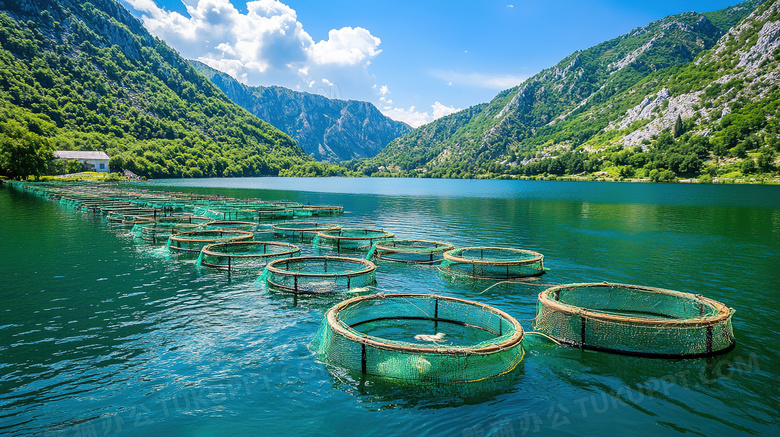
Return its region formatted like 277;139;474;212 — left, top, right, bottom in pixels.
192;61;410;162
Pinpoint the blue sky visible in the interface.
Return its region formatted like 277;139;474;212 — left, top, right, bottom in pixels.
120;0;745;126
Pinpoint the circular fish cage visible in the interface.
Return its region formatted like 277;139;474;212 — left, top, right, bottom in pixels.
155;215;212;225
199;207;257;222
199;241;300;270
139;222;203;243
204;220;261;233
272;222;340;242
304;205;344;216
533;282;735;358
263;256;376;294
309;293;525;383
254;206;294;221
372;239;454;264
439;247;545;279
317;228;394;253
168;230;254;252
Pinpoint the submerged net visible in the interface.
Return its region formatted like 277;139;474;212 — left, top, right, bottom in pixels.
199;241;300;270
372;239;454;264
272;222;340;242
317;228;394;253
439;247;545;279
310;293;525;383
168;229;254;252
263;256;376;294
533;282;735;357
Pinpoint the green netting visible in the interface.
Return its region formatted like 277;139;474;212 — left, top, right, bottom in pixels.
304;205;344;216
309;293;525;383
156;215;212;225
292;208;314;218
533;282;735;357
168;229;254;252
264;256;376;294
140;222;203;243
439;247;545;279
317;228;394;253
272;222;340;243
372;239;454;264
199;207;257;221
198;241;300;270
275;201;303;208
203;220;262;233
254;208;294;220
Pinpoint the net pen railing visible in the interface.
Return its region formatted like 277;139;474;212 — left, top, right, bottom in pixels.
533;282;735;357
439;247;545;279
371;239;454;264
261;256;376;294
198;241;301;270
168;229;254;252
310;293;525;383
316;228;394;253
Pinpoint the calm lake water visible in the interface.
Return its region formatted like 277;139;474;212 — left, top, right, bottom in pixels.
1;177;778;436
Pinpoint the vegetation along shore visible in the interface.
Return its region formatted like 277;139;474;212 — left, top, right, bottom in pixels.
1;0;779;183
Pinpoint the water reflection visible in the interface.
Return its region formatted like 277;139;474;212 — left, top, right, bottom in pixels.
321;362;525;410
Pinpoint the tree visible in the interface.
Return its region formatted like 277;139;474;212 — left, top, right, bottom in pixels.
740;157;757;175
673;115;685;138
757;149;776;173
0;120;52;179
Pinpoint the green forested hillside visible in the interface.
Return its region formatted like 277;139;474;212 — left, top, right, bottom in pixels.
0;0;344;179
354;0;779;182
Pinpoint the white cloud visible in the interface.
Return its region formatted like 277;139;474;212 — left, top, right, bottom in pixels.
431;101;459;119
309;27;381;66
431;70;529;90
381;101;461;128
123;0;381;87
381;106;431;128
378;84;392;105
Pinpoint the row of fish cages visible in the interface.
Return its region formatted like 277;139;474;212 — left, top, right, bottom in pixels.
7;180;736;387
12;183;547;284
14;181;342;226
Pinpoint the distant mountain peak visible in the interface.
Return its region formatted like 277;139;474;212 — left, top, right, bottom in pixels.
190;60;410;162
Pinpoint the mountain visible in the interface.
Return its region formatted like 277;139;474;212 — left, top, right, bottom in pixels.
0;0;345;179
355;0;779;182
191;61;410;162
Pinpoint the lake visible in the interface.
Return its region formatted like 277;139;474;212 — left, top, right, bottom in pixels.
1;177;778;436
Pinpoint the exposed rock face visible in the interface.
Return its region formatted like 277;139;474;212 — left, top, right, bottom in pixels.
737;16;780;72
367;2;746;175
192;61;410;162
608;37;657;73
613;0;780;147
618;89;705;147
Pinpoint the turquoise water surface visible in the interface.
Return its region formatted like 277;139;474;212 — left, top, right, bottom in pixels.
1;178;778;436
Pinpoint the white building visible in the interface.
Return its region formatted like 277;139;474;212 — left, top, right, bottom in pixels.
53;151;110;173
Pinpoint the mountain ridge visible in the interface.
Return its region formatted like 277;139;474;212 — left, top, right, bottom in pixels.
353;0;779;182
190;60;410;162
0;0;348;179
